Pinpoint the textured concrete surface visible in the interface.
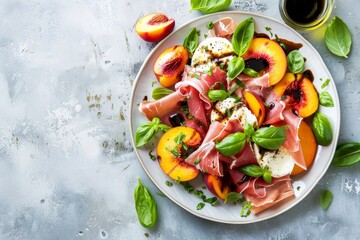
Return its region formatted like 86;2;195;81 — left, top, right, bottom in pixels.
0;0;359;239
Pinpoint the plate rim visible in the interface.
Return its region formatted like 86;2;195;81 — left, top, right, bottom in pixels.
129;10;341;224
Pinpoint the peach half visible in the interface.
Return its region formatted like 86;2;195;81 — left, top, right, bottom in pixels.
284;73;319;118
291;121;317;175
243;91;266;126
273;72;296;97
154;45;189;87
135;13;175;42
204;174;231;200
157;126;201;182
242;38;287;85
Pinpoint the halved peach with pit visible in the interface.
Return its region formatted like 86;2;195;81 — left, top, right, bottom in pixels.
242;38;287;86
154;45;189;87
284;74;319;118
243;91;266;126
157;126;201;181
204;174;231;200
291;121;317;175
135;13;175;42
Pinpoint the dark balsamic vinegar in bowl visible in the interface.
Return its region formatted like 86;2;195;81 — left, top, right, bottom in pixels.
279;0;334;30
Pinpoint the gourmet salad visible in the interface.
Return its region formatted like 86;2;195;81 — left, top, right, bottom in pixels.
134;17;333;216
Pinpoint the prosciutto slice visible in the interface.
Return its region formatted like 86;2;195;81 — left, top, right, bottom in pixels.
264;90;286;125
208;17;237;40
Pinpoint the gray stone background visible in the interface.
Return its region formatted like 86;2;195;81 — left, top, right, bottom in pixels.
0;0;359;239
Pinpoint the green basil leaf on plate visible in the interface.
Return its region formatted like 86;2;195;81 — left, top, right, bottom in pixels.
232;17;254;56
325;16;352;58
183;27;199;55
208;89;229;102
319;91;334;107
224;192;245;204
287;50;304;74
312;112;333;146
216;132;246;156
190;0;232;14
134;178;157;228
252;126;286;150
227;57;245;80
239;165;265;177
332;142;360;167
152;87;174;100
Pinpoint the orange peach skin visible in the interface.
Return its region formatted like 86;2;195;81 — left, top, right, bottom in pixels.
244;91;266;126
242;38;287;86
154;45;189;87
135;13;175;42
291;121;318;175
204;174;231;200
157;126;201;182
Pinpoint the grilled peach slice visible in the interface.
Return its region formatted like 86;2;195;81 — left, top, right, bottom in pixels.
135;13;175;42
284;74;319;118
273;72;296;96
154;45;189;87
157;126;201;181
242;38;287;85
291;121;317;175
204;174;231;200
243;91;266;126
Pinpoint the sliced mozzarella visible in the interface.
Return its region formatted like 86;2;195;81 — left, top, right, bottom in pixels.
215;97;238;115
210;109;223;122
191;37;236;73
253;144;295;178
229;105;258;128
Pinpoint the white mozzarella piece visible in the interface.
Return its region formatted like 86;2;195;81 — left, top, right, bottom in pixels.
253;144;295;178
215;98;237;115
191;37;236;72
229;106;258;128
210;109;223;122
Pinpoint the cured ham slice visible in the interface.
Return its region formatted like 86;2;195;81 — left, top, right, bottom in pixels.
239;73;271;89
208;17;237;40
229;143;258;168
138;90;185;125
264;90;286;125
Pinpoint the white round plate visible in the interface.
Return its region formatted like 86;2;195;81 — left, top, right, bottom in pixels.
129;11;340;224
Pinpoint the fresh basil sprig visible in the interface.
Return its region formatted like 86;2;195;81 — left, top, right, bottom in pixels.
190;0;231;14
152;87;174;100
320;189;333;210
319;91;334;107
240;165;272;183
332;142;360;167
227;57;245;80
216;132;246;156
312;112;333;146
208;89;228;102
287;50;304;74
183;27;199;55
134;178;157;228
135;117;170;147
232;17;254;56
325;16;352;58
251;126;287;150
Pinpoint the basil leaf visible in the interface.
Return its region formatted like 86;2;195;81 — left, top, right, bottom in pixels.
325;16;352;58
319;91;334;107
232;18;254;56
196;202;205;210
287;50;304;74
152;87;174;100
216;132;246;156
190;0;231;14
227;57;245;80
240;165;265;177
241;201;252;217
206;21;214;29
332;142;360;167
208;89;228;102
224;192;245;204
183;27;199;55
252;126;286;150
135;117;168;147
134;178;157;228
244;123;254;140
243;68;258;77
263;171;272;183
320;189;333;210
312;112;333;146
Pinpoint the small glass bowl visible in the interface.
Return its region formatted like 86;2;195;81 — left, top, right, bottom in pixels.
279;0;334;31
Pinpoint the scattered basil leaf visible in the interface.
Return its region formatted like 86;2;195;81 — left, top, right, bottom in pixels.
206;21;214;29
243;67;259;77
204;197;218;206
287;50;304;74
312;112;333;146
320;189;333;210
180;181;194;193
241;201;252;217
321;78;330;89
197;202;205;210
165;180;173;187
152;87;174;100
135;118;170;147
325;16;352;58
227;57;245;80
148;150;156;161
251;126;287;150
232;18;254;56
156;192;166;197
134;178;157;228
319;91;334;107
240;165;264;177
216;132;246;156
183;27;199;55
332;142;360;167
224;192;245;204
194;157;201;165
208;89;228;102
190;0;232;14
194;190;204;199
